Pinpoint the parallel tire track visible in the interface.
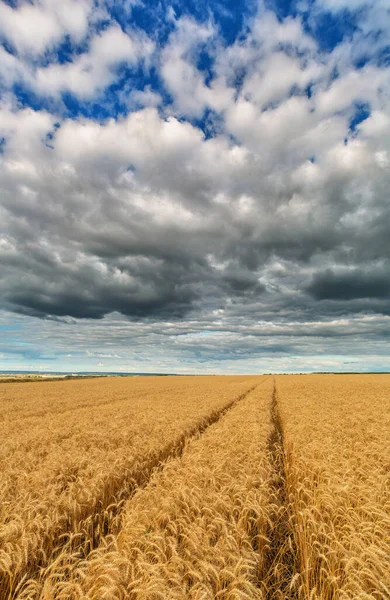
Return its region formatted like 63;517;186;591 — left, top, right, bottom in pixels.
260;381;299;600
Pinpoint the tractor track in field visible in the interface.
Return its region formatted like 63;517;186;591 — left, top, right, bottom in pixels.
71;381;265;551
258;381;299;600
11;379;268;598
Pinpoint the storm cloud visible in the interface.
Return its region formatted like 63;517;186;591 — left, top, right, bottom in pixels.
0;0;390;372
307;267;390;301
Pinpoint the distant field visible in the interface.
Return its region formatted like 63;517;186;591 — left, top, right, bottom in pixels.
0;375;389;599
0;374;69;382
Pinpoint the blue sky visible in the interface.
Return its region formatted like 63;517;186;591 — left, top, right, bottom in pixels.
0;0;390;373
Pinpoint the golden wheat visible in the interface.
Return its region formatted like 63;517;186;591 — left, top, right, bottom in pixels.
276;374;390;600
2;374;389;600
0;375;260;598
23;378;274;599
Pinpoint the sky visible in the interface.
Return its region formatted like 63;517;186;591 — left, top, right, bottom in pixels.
0;0;390;374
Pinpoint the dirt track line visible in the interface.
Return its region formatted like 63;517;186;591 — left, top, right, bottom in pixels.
12;379;267;597
260;381;298;600
83;380;264;549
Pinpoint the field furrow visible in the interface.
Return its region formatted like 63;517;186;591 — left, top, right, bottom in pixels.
261;384;299;600
0;375;261;598
21;378;274;599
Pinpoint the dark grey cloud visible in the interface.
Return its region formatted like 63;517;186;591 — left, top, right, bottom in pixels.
307;267;390;301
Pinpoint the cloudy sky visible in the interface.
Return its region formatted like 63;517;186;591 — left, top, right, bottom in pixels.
1;0;390;373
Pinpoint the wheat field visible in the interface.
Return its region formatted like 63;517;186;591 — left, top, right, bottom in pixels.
1;374;389;599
